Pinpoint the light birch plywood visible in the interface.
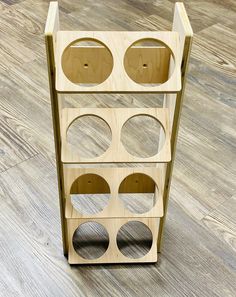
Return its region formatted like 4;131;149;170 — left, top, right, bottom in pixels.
44;1;68;255
56;30;181;93
63;167;164;219
1;0;236;293
61;107;171;163
67;217;159;264
157;2;193;251
44;1;192;265
62;45;171;84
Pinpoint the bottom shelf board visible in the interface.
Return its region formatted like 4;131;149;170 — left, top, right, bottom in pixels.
68;256;158;265
67;217;159;264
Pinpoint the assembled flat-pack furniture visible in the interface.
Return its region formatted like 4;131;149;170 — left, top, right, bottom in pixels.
45;1;193;264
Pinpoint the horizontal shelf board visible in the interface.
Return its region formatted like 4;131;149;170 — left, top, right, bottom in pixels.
56;31;181;93
60;107;171;164
67;217;159;264
64;167;164;219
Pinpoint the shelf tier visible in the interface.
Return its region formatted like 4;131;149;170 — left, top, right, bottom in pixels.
56;31;181;93
67;217;159;264
64;167;164;219
60;107;171;164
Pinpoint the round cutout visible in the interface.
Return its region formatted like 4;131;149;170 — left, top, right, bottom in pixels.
73;222;109;259
67;115;112;158
70;174;110;215
124;38;174;86
62;38;113;86
118;173;157;214
121;114;165;158
117;221;153;259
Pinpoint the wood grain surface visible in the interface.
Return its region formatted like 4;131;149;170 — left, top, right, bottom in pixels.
0;0;235;296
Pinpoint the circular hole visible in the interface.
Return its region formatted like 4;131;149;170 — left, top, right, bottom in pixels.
117;221;153;259
62;38;113;86
118;173;157;214
121;114;165;158
124;38;174;86
73;222;109;259
70;174;110;215
67;115;112;158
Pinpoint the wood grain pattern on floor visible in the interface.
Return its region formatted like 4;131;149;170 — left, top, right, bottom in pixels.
0;0;235;296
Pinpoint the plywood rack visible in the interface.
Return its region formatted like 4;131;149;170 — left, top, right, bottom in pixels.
45;1;193;264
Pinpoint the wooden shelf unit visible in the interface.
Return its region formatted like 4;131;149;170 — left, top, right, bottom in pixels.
45;1;193;264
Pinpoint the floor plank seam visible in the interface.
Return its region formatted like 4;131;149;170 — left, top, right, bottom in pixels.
0;153;39;174
200;195;235;221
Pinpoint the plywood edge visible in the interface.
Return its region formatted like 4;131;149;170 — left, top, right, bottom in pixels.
174;3;193;37
44;2;59;36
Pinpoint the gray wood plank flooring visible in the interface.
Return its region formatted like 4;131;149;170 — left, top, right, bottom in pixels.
0;0;235;296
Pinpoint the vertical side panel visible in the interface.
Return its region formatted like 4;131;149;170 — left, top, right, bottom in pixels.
45;2;68;255
157;2;193;251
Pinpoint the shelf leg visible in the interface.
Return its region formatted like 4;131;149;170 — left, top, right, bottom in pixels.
157;2;193;252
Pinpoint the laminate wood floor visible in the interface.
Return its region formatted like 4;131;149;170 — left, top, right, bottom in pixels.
0;0;235;296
